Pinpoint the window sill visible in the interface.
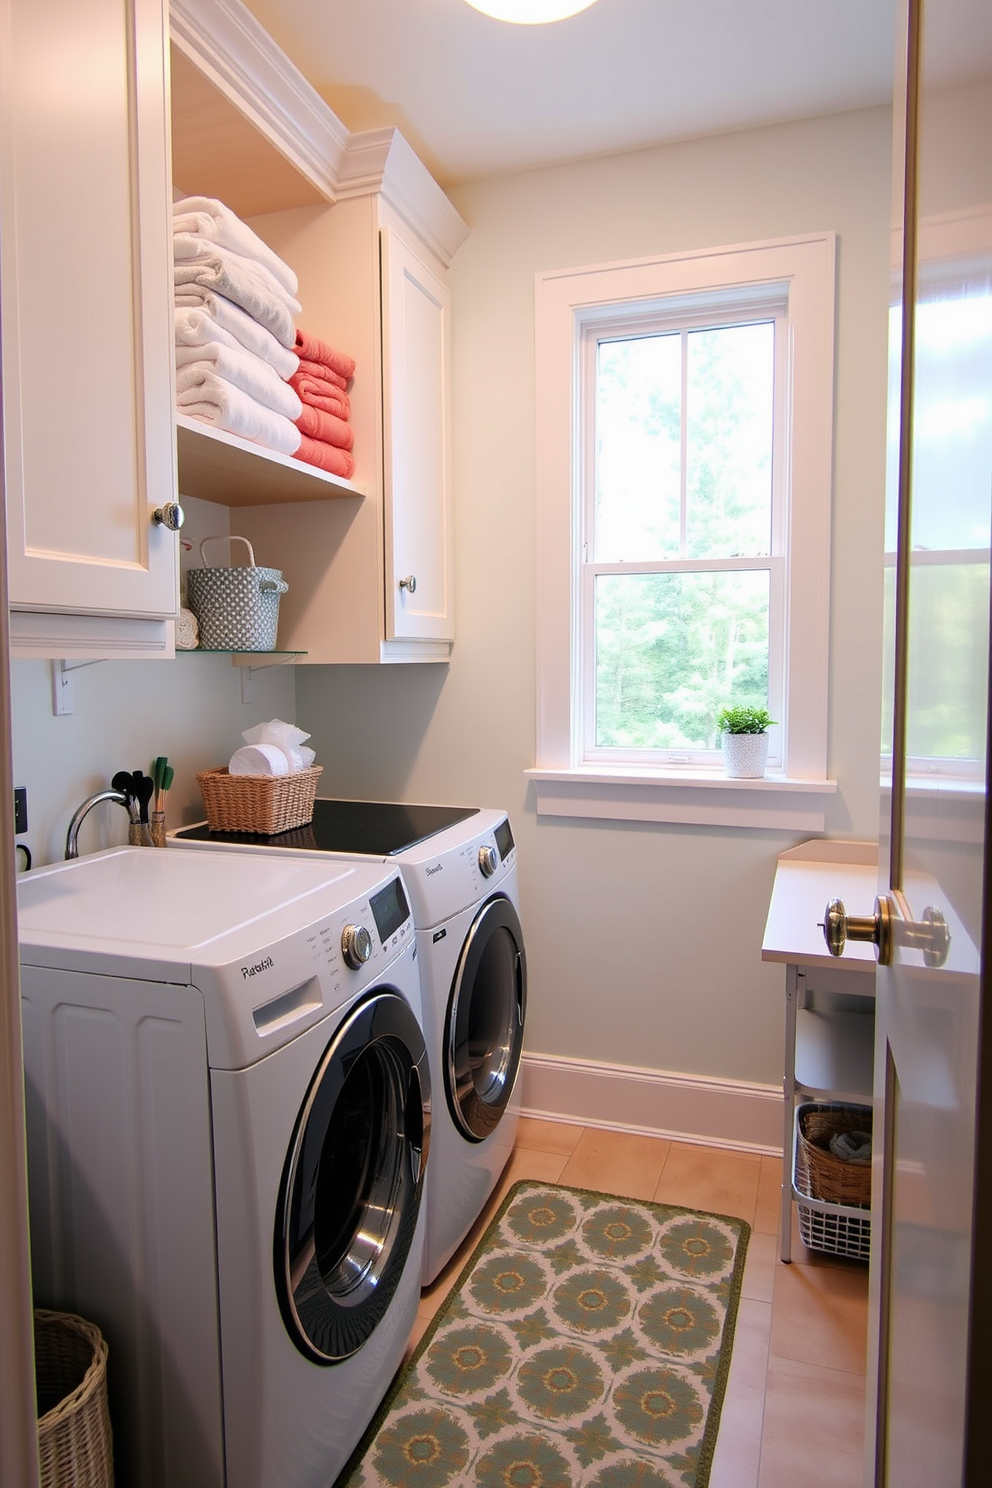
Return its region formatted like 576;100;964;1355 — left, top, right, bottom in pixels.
525;767;837;831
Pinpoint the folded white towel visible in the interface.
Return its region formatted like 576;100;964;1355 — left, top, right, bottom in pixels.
173;232;301;309
175;370;303;456
172;196;299;298
174;247;299;348
175;305;299;381
229;744;290;776
175;341;302;421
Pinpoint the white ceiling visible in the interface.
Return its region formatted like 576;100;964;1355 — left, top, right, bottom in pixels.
241;0;899;186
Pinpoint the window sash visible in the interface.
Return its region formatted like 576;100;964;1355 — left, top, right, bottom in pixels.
579;300;789;767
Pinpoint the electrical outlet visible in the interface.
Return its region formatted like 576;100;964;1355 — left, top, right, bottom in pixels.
14;787;27;835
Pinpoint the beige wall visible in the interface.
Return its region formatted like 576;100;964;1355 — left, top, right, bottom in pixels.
297;105;894;1087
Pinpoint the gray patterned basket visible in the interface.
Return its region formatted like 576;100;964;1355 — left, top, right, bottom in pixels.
186;535;288;651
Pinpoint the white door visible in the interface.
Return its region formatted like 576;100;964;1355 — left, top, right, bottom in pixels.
828;0;992;1481
380;228;455;645
0;0;178;624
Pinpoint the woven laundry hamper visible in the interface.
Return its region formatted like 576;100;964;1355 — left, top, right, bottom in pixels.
35;1309;113;1488
186;535;289;651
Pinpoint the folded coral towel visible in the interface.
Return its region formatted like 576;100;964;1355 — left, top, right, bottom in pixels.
294;355;350;391
174;247;299;349
293;328;356;383
295;435;355;480
289;371;351;420
175;341;302;421
176;369;303;456
295;403;354;450
175;304;299;381
172;196;299;298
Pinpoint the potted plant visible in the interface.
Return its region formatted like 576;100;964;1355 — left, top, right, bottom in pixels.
716;705;776;778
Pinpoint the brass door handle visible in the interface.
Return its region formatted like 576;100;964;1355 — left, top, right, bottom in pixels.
823;896;893;965
822;895;950;968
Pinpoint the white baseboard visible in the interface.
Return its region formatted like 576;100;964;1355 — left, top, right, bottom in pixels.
520;1051;782;1156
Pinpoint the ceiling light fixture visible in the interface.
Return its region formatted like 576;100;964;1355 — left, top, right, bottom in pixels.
464;0;600;23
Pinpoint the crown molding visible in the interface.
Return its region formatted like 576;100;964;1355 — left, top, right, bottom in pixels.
170;0;349;203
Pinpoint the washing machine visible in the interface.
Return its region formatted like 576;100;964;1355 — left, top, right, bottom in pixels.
175;800;527;1284
17;845;430;1488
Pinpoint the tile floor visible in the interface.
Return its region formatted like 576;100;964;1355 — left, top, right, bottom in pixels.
407;1118;870;1488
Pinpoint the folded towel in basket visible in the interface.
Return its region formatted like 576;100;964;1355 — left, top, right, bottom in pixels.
172;196;299;298
295;434;355;480
175;305;299;381
829;1130;872;1165
176;341;302;421
176;370;303;456
289;371;351;420
295;402;354;450
174;248;299;349
293;328;356;382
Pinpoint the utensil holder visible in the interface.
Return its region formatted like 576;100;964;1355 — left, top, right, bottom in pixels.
128;823;153;848
150;811;167;849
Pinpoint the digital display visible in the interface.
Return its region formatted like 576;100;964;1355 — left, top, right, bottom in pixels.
494;818;515;862
369;876;410;944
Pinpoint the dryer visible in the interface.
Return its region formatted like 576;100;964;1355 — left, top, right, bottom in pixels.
17;846;430;1488
175;800;528;1284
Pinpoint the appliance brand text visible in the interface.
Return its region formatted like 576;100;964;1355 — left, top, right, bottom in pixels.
241;956;274;979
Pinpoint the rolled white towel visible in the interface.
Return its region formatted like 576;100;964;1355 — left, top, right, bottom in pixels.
175;305;299;381
175;340;302;421
229;744;290;776
172;196;299;298
176;607;199;650
175;370;303;456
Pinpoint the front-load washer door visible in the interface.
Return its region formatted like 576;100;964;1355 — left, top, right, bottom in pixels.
276;988;430;1364
444;894;527;1143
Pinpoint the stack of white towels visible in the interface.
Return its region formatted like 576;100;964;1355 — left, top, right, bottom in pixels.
173;196;304;454
229;719;316;777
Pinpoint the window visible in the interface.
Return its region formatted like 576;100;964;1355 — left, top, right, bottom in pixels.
529;236;837;830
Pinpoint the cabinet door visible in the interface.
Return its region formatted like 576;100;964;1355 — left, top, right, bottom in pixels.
0;0;178;630
380;229;454;645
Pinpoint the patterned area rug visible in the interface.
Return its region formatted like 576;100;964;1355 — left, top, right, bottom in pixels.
338;1180;750;1488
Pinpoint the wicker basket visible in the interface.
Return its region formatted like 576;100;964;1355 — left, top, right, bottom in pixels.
795;1102;872;1209
35;1309;113;1488
196;765;322;835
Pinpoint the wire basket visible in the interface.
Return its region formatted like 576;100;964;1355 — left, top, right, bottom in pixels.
35;1309;113;1488
196;765;323;835
794;1101;872;1262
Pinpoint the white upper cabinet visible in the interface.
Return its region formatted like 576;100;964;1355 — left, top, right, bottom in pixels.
169;0;468;664
381;229;454;647
1;0;180;658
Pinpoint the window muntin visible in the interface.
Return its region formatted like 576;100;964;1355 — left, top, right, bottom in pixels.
581;297;786;767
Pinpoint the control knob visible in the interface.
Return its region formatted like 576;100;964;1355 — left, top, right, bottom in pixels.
341;923;373;969
478;844;498;878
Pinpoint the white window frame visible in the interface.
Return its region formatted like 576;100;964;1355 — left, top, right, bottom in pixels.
528;234;838;831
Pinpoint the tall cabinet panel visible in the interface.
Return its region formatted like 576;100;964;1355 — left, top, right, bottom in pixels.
381;227;454;646
0;0;179;656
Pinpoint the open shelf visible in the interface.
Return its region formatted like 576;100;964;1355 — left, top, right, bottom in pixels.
795;1008;874;1100
176;415;365;507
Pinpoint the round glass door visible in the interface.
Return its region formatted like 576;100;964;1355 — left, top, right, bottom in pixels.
444;894;527;1142
276;989;430;1363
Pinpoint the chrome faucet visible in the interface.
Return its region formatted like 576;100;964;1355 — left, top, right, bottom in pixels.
64;790;129;860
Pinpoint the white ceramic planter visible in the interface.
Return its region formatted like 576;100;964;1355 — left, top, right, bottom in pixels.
722;731;770;779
